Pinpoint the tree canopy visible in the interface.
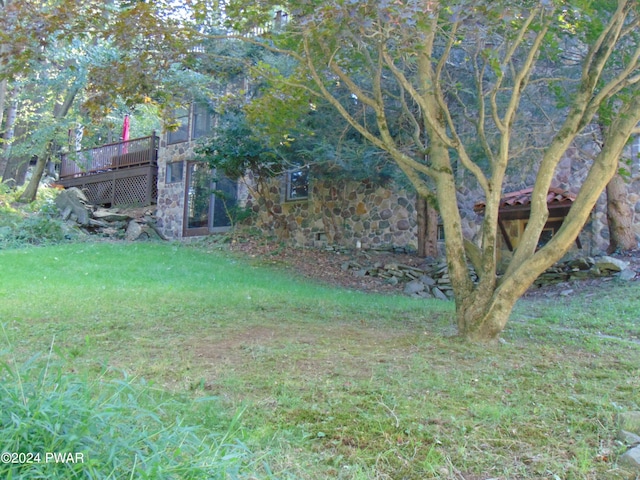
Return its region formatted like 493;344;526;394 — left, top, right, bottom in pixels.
216;0;640;341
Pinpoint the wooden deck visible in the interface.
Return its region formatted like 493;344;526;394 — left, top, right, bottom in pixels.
58;135;158;206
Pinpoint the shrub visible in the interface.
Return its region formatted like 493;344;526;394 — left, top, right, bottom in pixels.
0;186;79;249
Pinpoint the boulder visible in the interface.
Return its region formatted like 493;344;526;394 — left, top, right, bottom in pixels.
92;209;132;222
618;430;640;446
619;446;640;469
54;188;91;225
568;257;593;270
619;412;640;435
432;287;449;301
618;269;637;281
419;275;437;286
403;280;426;295
125;220;143;241
595;255;629;273
617;411;640;475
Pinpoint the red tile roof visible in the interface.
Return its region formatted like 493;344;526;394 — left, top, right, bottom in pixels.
474;187;576;213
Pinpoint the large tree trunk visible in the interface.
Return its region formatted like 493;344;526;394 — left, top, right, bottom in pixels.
0;0;9;129
2;155;29;187
416;195;438;257
0;78;6;135
606;171;636;253
18;153;48;202
458;284;512;343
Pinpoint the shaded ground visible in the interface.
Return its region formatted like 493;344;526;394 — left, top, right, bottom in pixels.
229;238;425;294
4;242;638;479
227;236;640;298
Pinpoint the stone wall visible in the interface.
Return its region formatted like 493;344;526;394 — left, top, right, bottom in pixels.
155;132;640;256
155;140;193;239
554;144;640;254
246;178;422;251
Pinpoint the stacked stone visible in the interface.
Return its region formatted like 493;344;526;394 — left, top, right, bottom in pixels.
534;255;635;286
55;188;163;241
341;253;636;299
618;412;640;472
341;259;478;300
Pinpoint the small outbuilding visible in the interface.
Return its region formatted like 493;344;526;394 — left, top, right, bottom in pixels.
474;187;580;252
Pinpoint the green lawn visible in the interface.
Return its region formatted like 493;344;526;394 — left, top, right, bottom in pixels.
1;241;639;479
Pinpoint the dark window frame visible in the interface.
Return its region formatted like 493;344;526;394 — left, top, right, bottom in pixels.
167;107;190;145
192;103;213;140
165;161;184;184
284;166;309;202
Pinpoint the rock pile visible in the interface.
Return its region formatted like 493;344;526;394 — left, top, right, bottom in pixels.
340;252;636;299
55;187;165;241
618;411;640;472
341;258;476;300
534;255;635;286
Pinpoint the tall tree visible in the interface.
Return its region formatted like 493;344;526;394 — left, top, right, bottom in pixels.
0;0;202;195
220;0;640;342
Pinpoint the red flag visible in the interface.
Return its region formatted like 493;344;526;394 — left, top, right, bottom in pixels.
122;114;130;141
121;114;130;154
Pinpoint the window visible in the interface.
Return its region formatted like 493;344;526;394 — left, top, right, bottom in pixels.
167;107;189;144
165;161;184;183
192;103;213;139
285;166;309;201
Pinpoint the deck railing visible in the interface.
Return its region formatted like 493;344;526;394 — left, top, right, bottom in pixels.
59;134;158;180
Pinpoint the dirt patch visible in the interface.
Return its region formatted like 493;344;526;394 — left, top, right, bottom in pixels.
228;238;433;294
226;236;640;299
182;238;640;388
189;320;424;388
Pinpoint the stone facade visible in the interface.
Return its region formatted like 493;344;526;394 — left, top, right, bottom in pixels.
155;126;640;256
155;140;194;239
247;178;421;250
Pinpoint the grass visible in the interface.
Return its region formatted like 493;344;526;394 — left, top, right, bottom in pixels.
0;338;257;479
1;241;639;479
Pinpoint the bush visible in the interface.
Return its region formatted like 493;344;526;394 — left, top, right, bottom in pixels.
0;186;78;249
0;349;262;479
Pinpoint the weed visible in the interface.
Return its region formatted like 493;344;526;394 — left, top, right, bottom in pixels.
0;186;79;249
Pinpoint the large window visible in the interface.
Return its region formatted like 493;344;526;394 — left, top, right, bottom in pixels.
192;103;213;139
183;162;239;236
167;107;189;144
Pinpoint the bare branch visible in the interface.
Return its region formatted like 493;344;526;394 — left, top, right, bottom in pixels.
301;36;433;179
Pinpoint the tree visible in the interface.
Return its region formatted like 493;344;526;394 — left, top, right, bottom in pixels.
0;0;202;197
602;111;639;253
220;0;640;342
195;34;400;195
606;169;636;253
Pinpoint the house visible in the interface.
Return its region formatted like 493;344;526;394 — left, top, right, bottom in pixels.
57;103;640;257
153;103;426;250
